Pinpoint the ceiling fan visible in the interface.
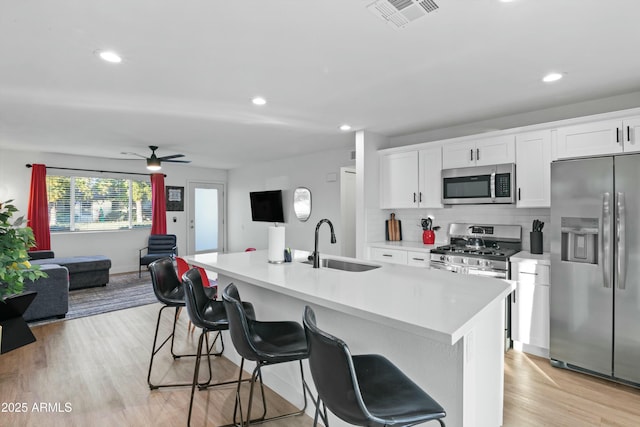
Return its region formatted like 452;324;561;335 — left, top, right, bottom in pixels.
121;145;191;171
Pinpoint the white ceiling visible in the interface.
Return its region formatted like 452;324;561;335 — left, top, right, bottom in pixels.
2;0;640;169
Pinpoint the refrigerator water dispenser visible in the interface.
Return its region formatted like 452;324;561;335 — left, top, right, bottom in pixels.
560;217;599;264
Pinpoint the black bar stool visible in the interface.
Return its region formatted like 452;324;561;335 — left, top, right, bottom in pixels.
182;268;256;426
222;283;311;427
147;257;212;389
302;305;447;427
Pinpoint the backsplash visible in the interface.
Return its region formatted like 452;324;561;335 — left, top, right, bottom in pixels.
368;205;551;253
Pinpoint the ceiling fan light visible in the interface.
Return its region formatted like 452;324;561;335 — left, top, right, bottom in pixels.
146;158;162;171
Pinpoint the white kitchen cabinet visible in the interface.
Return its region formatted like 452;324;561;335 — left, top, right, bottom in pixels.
368;243;435;268
369;247;408;265
418;146;443;208
442;135;515;169
515;130;551;208
511;256;550;357
555;116;640;159
379;151;418;209
406;251;430;267
379;147;442;209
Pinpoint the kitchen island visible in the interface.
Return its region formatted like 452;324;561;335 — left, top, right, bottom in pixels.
185;249;514;427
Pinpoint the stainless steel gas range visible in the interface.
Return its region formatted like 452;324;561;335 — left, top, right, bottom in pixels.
429;223;522;279
430;223;522;350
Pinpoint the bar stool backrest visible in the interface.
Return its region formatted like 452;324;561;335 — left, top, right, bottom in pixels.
182;268;212;330
302;306;371;426
149;257;183;306
222;283;260;362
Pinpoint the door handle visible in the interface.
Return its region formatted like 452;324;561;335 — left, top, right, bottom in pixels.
476;148;480;161
627;125;631;142
470;149;474;162
601;192;612;288
616;127;621;144
617;192;627;290
490;171;496;201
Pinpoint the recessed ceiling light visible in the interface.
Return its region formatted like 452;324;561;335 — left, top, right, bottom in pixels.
542;72;564;83
339;124;352;131
97;50;122;63
252;97;267;106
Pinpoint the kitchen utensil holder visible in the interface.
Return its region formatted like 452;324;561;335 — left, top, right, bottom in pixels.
423;230;435;245
530;231;543;254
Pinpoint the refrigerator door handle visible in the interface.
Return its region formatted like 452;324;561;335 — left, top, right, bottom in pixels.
602;192;612;288
490;171;496;201
617;192;627;290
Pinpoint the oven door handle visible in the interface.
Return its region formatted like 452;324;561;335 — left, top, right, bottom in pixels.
490;171;496;201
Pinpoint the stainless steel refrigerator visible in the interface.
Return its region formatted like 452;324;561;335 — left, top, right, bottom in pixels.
550;154;640;385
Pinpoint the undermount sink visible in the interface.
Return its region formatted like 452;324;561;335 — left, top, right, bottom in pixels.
301;258;381;272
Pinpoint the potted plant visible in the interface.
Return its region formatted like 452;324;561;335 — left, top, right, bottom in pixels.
0;200;47;353
0;200;47;299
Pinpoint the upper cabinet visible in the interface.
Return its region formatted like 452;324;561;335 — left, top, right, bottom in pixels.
379;146;443;209
556;116;640;159
516;130;551;208
442;135;515;169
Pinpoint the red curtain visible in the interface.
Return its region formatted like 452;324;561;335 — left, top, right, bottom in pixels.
150;173;167;235
27;164;51;250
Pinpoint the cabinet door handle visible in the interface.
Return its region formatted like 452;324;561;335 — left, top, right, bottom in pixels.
382;254;393;257
470;149;474;161
419;192;422;203
518;188;521;201
413;192;417;203
476;148;480;161
512;289;516;304
412;257;425;261
616;127;621;143
628;125;631;142
520;272;539;275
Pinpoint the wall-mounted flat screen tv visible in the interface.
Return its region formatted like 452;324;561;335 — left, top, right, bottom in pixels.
249;190;285;223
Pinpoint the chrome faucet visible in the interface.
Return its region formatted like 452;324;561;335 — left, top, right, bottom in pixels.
313;219;337;268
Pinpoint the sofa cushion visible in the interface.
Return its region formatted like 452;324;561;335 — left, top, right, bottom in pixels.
23;264;70;322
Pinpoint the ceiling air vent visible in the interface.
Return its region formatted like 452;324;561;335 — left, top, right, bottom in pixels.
366;0;439;29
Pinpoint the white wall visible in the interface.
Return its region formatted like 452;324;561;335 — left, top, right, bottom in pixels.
227;148;355;255
0;148;226;273
355;130;389;258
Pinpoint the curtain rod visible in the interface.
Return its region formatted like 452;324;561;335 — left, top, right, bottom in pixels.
25;164;166;177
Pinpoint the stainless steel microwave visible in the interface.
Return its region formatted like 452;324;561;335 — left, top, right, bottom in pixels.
441;163;516;205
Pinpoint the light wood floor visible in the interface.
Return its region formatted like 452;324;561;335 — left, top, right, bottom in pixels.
1;303;639;427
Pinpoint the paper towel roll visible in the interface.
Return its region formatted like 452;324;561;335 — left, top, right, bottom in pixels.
268;226;285;263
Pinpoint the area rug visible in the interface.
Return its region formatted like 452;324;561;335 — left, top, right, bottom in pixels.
29;272;158;326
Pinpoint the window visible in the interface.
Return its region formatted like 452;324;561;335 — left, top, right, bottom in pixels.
46;175;152;232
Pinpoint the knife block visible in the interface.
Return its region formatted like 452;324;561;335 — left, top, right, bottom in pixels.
530;231;543;254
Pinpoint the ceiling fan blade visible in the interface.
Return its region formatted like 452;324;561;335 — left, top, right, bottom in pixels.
158;154;185;161
164;159;191;163
120;152;148;159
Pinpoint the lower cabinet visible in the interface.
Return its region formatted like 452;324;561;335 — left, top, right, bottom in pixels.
369;246;431;267
369;247;408;265
510;257;550;357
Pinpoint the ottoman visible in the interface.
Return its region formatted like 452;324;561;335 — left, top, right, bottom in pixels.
32;255;111;290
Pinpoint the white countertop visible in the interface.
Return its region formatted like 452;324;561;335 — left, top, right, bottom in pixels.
186;250;514;345
511;251;551;265
368;240;446;253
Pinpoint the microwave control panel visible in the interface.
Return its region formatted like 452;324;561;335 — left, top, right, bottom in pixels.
495;173;511;197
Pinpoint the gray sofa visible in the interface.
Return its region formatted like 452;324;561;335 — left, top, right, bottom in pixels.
22;264;70;322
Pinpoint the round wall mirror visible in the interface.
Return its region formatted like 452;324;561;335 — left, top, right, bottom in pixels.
293;187;312;222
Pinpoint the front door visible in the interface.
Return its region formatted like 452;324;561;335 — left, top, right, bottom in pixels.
188;182;224;255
